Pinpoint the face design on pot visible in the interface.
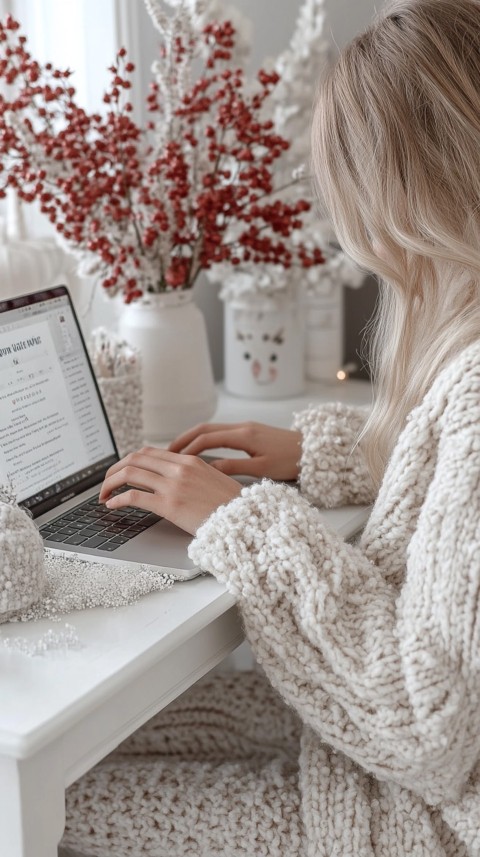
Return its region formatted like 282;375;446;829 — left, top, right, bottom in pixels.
236;325;285;385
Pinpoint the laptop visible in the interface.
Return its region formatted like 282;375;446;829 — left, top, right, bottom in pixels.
0;285;371;581
0;285;201;579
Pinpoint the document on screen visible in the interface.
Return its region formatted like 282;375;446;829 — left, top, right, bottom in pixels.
0;320;85;500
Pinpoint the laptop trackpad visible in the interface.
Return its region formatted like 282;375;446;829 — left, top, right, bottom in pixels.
114;518;197;570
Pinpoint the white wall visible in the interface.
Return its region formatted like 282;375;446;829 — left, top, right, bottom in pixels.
234;0;378;57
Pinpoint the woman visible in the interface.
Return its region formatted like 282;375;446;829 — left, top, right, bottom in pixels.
61;0;480;854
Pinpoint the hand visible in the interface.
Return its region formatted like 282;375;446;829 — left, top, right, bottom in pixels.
98;447;242;535
168;421;302;481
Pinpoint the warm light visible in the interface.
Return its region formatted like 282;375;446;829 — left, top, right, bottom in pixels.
336;362;358;382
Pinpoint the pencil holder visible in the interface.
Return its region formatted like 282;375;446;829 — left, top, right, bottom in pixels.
97;372;144;458
0;485;45;623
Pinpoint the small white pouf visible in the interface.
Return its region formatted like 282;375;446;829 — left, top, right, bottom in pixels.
0;485;45;623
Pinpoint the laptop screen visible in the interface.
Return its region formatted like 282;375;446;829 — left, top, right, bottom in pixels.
0;286;118;516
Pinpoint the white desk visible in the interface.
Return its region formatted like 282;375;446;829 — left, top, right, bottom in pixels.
214;376;371;428
0;379;371;857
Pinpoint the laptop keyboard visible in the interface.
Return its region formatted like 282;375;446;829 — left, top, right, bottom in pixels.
39;495;160;552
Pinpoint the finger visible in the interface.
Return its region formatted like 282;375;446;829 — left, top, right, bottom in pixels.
101;463;173;502
102;448;183;493
168;423;239;453
100;454;156;499
211;457;264;477
105;487;159;514
179;428;257;457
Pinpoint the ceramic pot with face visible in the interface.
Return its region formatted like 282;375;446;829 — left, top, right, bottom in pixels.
223;294;305;399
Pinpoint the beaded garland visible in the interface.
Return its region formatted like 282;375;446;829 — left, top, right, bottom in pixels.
16;549;177;622
0;551;177;656
0;623;81;656
0;483;177;655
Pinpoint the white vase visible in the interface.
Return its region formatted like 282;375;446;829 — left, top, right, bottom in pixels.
118;290;217;442
224;294;305;399
304;285;344;381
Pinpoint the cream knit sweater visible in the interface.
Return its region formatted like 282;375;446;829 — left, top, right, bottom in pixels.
62;341;480;857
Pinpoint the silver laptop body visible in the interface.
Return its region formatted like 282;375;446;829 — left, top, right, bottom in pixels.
0;286;200;579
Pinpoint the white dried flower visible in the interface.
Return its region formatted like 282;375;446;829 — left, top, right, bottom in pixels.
89;328;141;379
292;163;307;181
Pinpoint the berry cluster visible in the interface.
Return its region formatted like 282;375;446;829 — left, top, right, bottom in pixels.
0;15;324;302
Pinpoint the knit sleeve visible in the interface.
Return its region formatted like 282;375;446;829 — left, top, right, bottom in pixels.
291;403;375;506
189;387;480;806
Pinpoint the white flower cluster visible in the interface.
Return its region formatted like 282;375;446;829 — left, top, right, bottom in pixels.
271;0;331;166
89;327;141;378
0;484;45;622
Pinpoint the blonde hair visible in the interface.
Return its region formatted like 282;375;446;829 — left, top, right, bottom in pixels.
312;0;480;486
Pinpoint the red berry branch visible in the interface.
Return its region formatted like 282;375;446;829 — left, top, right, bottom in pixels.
0;14;324;303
